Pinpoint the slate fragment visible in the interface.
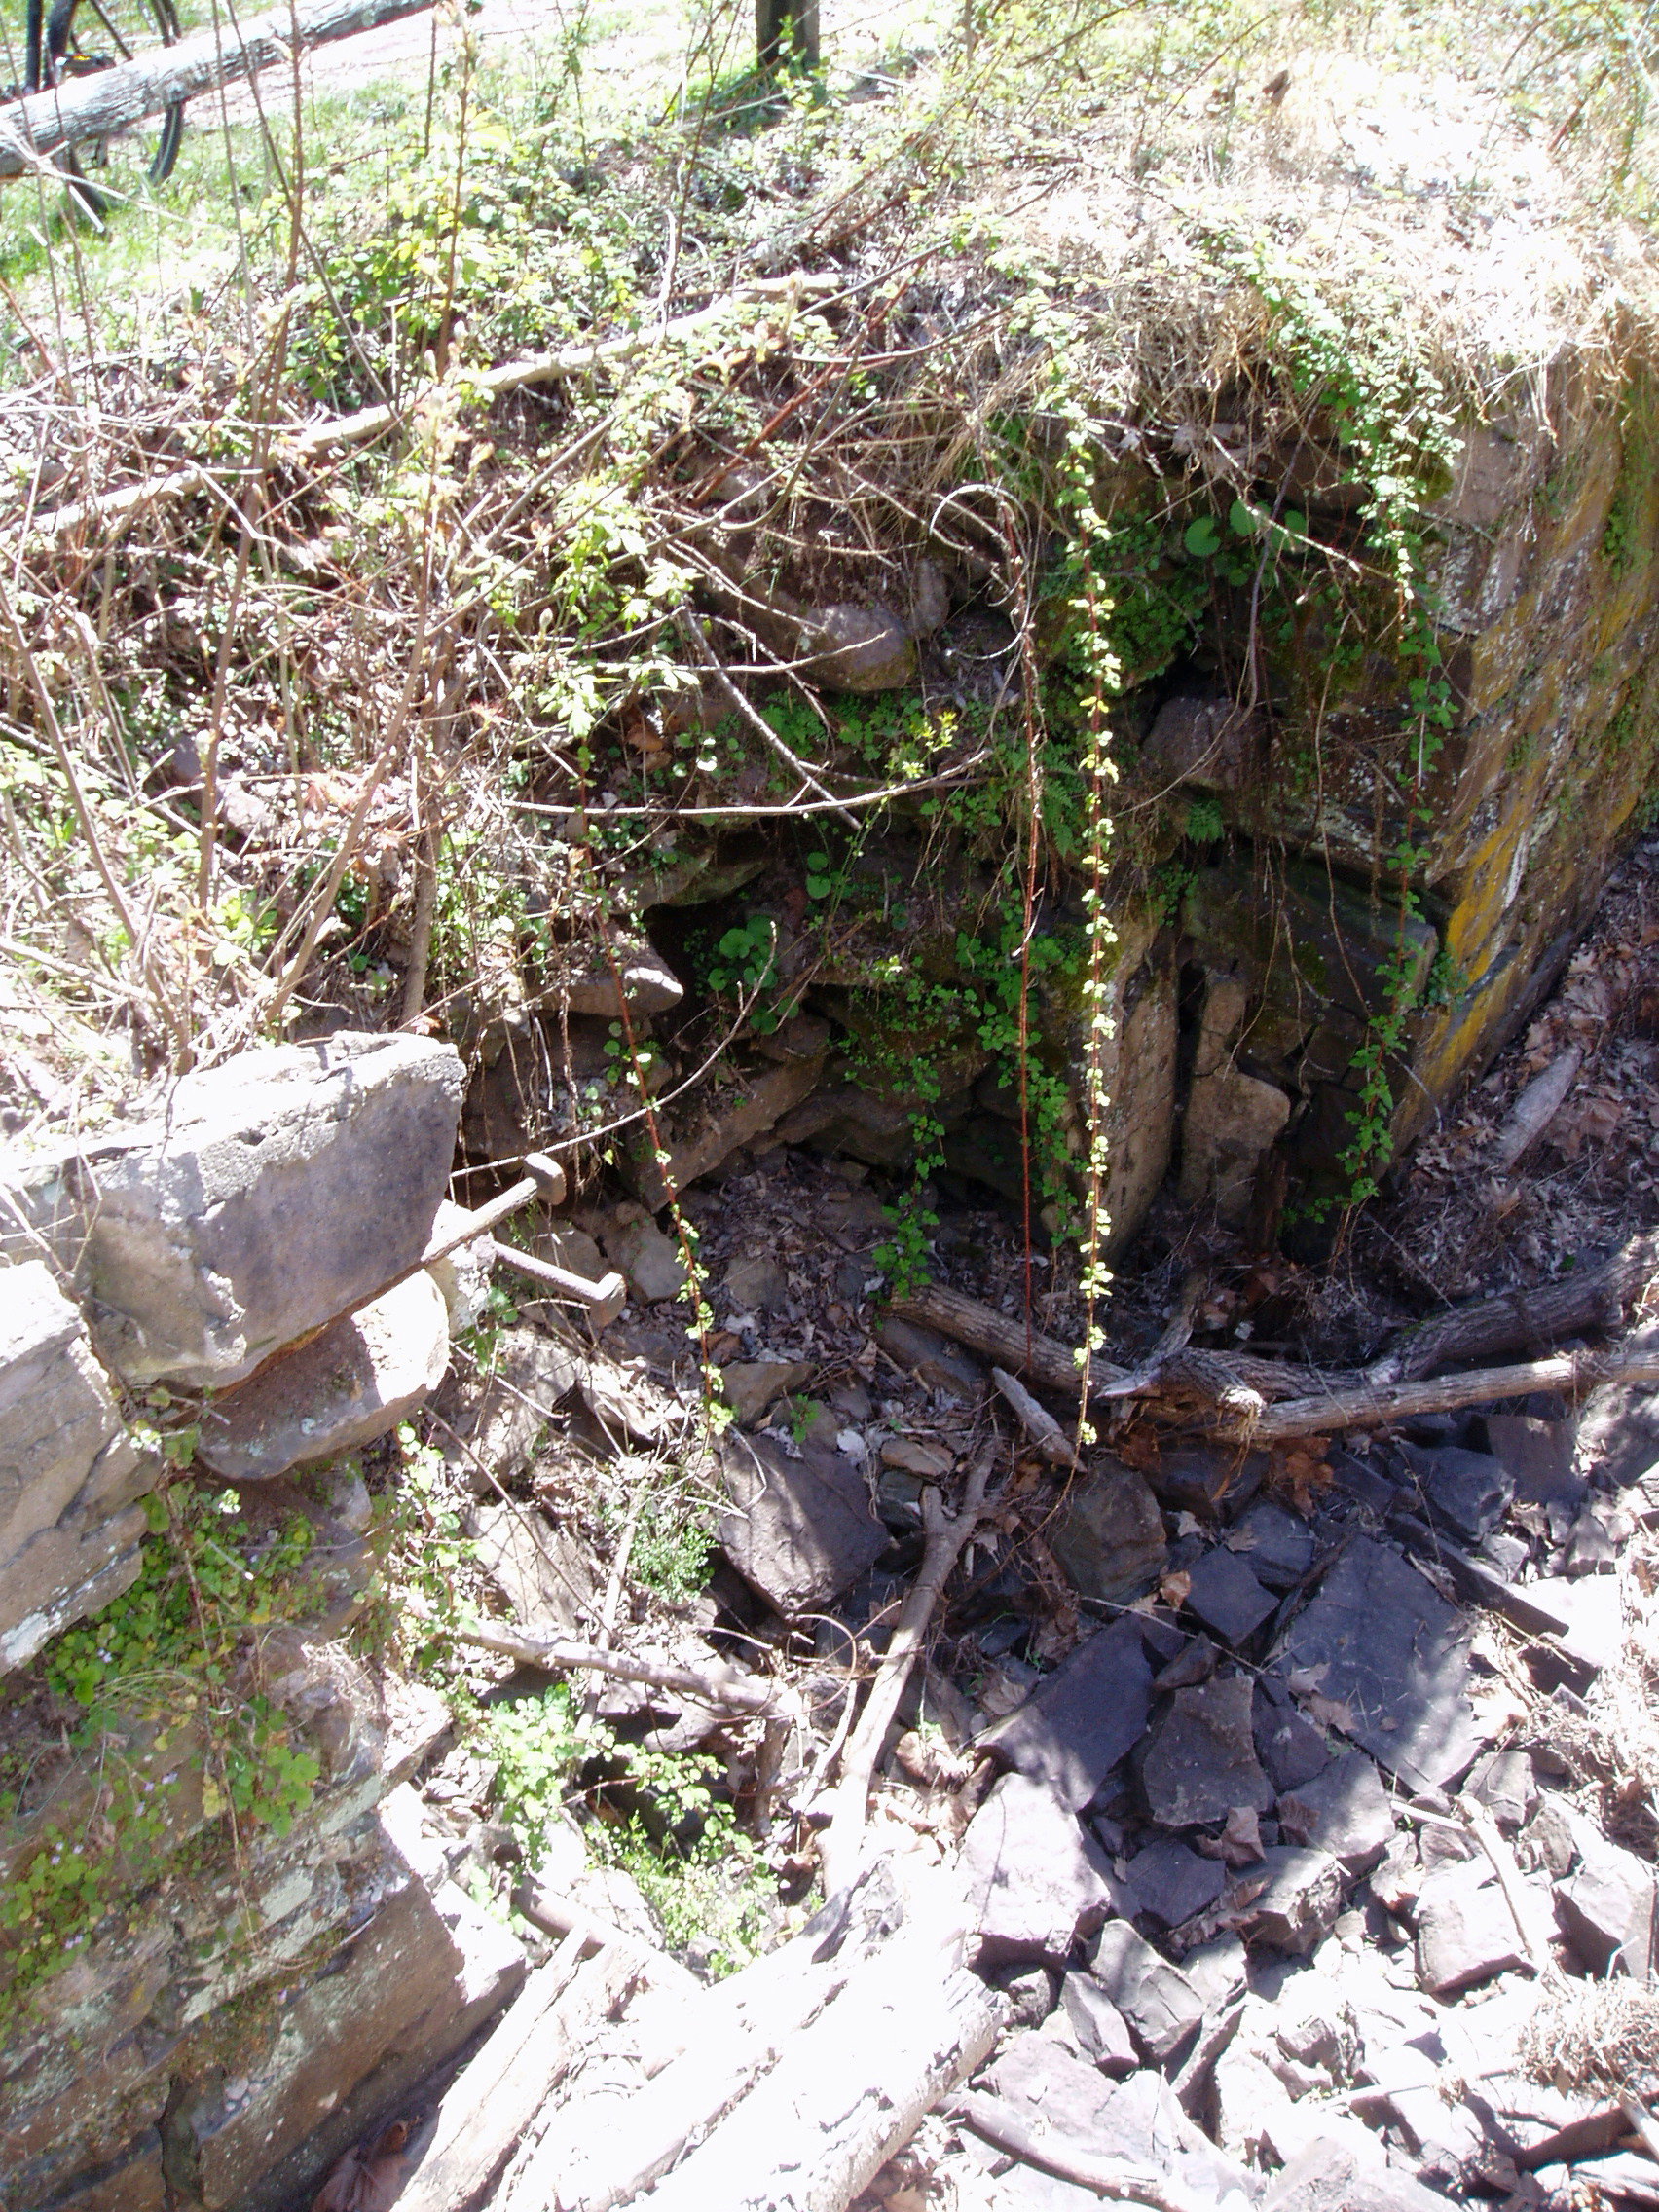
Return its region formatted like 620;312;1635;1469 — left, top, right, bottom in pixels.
982;2033;1253;2204
1142;1673;1272;1828
1398;1441;1513;1544
1183;1547;1277;1643
1047;1460;1168;1604
1233;1846;1346;1953
1554;1809;1657;1978
1277;1535;1479;1789
961;1773;1114;1967
1085;1922;1204;2063
1254;1683;1333;1793
1485;1413;1584;1506
1060;1973;1138;2077
1415;1864;1532;1996
1276;1751;1394;1873
718;1422;885;1614
1265;2132;1464;2211
978;1615;1153;1812
1232;1499;1315;1590
1123;1837;1228;1930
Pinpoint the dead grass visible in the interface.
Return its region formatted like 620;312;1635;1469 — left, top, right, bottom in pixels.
1522;1973;1659;2094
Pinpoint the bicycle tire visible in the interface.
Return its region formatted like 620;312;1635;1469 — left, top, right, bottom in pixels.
49;0;185;213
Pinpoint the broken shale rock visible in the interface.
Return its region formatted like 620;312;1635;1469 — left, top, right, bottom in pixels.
718;1421;885;1615
1235;1848;1347;1953
1086;1921;1205;2063
961;1774;1114;1968
1264;2132;1457;2211
1276;1751;1394;1874
982;2032;1254;2206
1183;1546;1278;1644
0;1258;150;1673
1141;1672;1272;1829
1413;1862;1534;1996
1553;1806;1657;1978
195;1271;451;1482
1047;1459;1168;1604
977;1615;1154;1812
33;1031;464;1390
1276;1535;1479;1791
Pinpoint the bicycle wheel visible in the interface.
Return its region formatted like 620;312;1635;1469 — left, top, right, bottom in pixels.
48;0;184;215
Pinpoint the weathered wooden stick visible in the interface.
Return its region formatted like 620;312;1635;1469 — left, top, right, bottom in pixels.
991;1365;1077;1465
819;1448;994;1896
1237;1346;1659;1443
289;274;841;458
397;1946;638;2212
449;1621;793;1718
1373;1226;1659;1384
0;0;434;174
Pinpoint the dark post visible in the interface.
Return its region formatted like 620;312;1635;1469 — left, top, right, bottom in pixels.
756;0;818;72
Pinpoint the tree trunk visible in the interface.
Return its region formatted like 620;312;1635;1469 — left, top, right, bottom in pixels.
1372;1228;1659;1382
1239;1344;1659;1442
0;0;433;175
397;1946;638;2212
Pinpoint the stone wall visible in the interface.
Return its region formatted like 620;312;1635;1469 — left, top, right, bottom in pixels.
467;361;1659;1259
0;1031;509;2212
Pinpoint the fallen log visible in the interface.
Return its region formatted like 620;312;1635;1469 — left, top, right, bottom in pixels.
891;1283;1128;1396
447;1622;795;1719
890;1284;1362;1409
498;1942;852;2212
397;1944;639;2212
628;1922;998;2212
1373;1226;1659;1384
0;0;433;175
1235;1343;1659;1443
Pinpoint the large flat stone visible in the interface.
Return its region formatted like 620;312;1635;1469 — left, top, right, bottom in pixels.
718;1423;885;1615
1265;2133;1459;2211
1048;1460;1167;1604
1141;1673;1272;1829
195;1272;451;1482
1276;1536;1479;1790
47;1032;464;1388
961;1774;1114;1968
1276;1751;1394;1873
978;1616;1154;1811
0;1260;151;1673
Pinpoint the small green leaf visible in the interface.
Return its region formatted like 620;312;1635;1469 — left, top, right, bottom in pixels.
1229;498;1262;537
1183;516;1221;557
